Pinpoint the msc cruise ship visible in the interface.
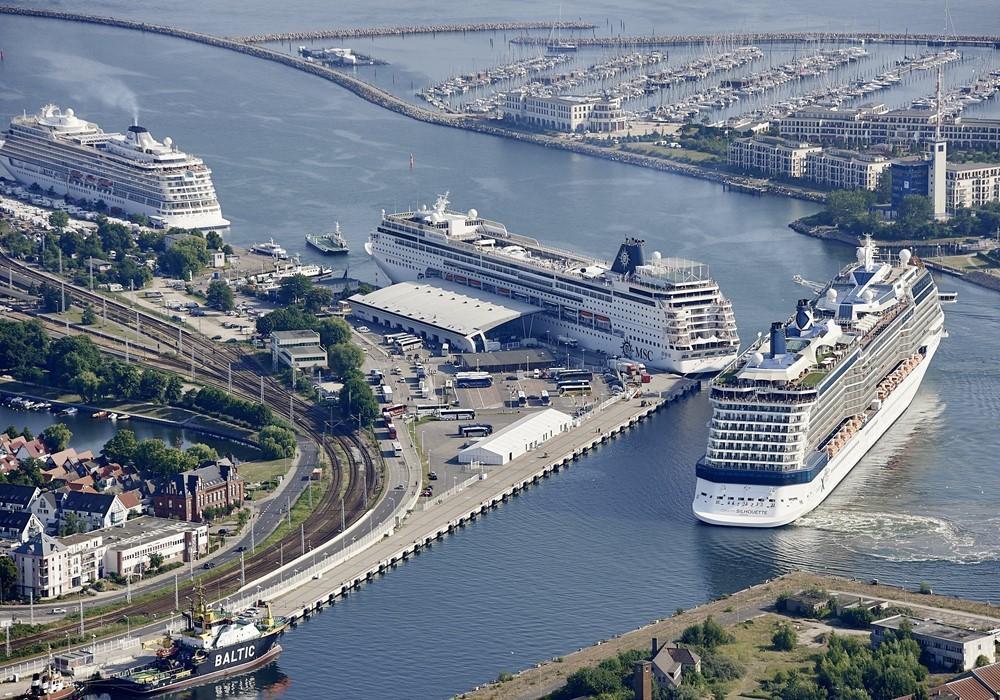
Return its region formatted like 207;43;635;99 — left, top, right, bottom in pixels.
367;193;740;374
693;236;945;527
0;105;229;231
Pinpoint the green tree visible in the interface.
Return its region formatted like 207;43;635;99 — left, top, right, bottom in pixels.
0;320;49;375
138;368;168;402
976;654;992;668
897;195;933;233
103;429;138;464
0;557;19;601
206;280;235;311
304;285;334;313
186;443;219;464
327;343;364;377
48;210;69;232
204;230;223;250
163;375;184;404
772;623;797;651
278;274;314;305
258;425;296;459
338;373;379;427
39;282;63;313
318;317;351;347
158;235;210;280
148;552;164;570
40;424;72;452
59;512;86;536
80;304;97;325
47;335;102;386
71;370;102;402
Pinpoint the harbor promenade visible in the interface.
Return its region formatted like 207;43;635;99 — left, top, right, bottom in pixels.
233;21;596;43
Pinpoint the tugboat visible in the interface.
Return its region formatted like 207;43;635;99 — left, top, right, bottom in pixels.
85;588;287;696
305;222;350;255
28;660;81;699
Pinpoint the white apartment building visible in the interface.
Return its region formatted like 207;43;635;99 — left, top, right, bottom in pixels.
270;329;328;372
503;92;628;133
728;136;821;178
872;615;998;672
946;162;1000;213
804;148;892;191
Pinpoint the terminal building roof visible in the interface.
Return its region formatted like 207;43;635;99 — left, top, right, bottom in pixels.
349;280;542;338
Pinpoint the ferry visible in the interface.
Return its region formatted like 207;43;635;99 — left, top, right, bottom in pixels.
305;223;349;255
0;105;228;231
85;590;286;696
367;193;739;374
693;237;945;527
248;239;288;259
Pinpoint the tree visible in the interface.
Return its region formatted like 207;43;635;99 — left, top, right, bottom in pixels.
259;426;296;459
148;552;164;570
318;317;351;347
897;195;933;233
40;424;72;452
163;375;184;404
47;335;102;386
327;343;364;377
304;285;334;313
338;373;379;427
976;654;992;668
103;429;138;464
39;282;63;313
772;623;797;651
0;320;48;375
204;230;224;250
59;512;86;536
138;368;168;402
186;443;219;464
158;235;210;280
48;210;69;231
0;557;19;601
206;280;235;311
278;274;314;305
71;370;102;402
80;304;97;325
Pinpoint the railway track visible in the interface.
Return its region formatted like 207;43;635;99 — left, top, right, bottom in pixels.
0;253;378;654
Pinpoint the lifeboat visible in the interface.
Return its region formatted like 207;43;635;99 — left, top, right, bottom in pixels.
497;287;510;296
579;310;594;324
98;178;113;189
469;279;482;288
454;275;467;284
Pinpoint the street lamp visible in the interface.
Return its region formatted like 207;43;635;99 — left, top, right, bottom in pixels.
121;615;130;638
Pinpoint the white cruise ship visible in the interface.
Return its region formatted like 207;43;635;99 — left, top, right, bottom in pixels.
0;105;229;231
693;236;945;527
367;193;739;374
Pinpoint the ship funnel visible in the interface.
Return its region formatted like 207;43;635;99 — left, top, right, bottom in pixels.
769;322;787;358
795;299;813;331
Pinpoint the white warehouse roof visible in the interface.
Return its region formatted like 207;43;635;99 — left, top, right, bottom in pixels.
459;408;575;465
349;280;541;337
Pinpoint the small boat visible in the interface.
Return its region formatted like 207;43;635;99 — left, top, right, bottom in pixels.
91;410;109;420
60;407;78;416
305;223;349;255
249;239;288;259
108;413;119;422
116;413;130;421
28;660;82;700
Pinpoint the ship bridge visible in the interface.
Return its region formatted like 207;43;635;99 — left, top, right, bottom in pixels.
348;280;544;353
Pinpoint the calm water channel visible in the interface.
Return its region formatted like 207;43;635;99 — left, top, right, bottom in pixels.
1;2;999;697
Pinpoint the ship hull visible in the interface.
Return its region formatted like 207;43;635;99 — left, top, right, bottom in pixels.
0;155;229;231
86;635;282;696
693;330;941;527
370;249;735;375
306;237;349;255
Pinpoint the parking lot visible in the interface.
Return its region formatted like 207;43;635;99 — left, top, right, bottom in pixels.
351;319;630;502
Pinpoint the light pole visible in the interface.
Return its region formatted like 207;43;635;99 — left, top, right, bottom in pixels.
121;615;130;638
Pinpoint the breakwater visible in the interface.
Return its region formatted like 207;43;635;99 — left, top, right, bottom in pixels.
232;20;596;44
510;30;1000;48
0;5;824;203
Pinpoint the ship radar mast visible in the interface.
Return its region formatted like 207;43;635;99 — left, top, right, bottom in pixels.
857;233;878;271
433;191;450;215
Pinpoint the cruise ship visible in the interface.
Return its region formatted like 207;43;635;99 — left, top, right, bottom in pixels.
693;236;945;527
367;193;739;374
0;105;228;231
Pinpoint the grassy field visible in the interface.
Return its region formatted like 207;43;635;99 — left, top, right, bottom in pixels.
239;457;292;485
721;614;825;697
619;142;724;164
929;254;995;270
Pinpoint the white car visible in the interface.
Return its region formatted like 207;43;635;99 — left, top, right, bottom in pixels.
357;326;370;333
50;607;67;615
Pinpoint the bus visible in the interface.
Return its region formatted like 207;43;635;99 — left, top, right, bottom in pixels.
558;382;592;395
459;423;493;438
381;403;406;419
383;332;409;345
437;407;476;421
556;369;593;382
540;390;551;406
455;371;493;389
386;421;398;440
380;385;393;403
395;336;423;352
516;390;527;406
415;402;450;416
391;441;402;457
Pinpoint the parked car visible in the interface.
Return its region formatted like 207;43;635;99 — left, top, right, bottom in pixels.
428;472;438;481
50;607;67;615
202;562;216;570
357;326;370;333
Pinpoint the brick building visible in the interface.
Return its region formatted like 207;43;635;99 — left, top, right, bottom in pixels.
153;461;244;522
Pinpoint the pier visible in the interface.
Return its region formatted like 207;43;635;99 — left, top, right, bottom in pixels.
231;379;701;621
509;31;1000;49
232;21;597;44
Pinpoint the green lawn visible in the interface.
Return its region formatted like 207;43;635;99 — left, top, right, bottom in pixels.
722;615;819;697
800;370;827;388
239;457;292;485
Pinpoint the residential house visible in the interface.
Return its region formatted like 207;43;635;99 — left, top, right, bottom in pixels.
0;511;44;543
650;638;701;688
153;461;244;522
117;489;144;516
872;615;998;672
58;491;128;532
0;483;40;513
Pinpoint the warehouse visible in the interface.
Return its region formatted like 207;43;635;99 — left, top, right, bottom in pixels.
461;348;555;373
349;280;543;353
458;409;575;465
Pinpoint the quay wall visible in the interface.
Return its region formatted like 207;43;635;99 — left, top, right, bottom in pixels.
509;31;1000;48
0;6;828;203
232;21;596;43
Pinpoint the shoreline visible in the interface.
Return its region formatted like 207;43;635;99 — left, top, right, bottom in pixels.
460;570;1000;700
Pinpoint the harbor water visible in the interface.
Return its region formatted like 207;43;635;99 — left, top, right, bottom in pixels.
1;2;999;697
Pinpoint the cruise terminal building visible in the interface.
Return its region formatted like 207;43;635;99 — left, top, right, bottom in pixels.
348;280;543;353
